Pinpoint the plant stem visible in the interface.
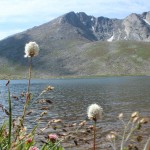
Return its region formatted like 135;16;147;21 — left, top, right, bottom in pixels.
113;138;116;150
51;139;64;149
120;119;131;150
22;57;32;126
27;57;32;94
109;139;116;150
143;136;150;150
7;83;12;149
93;120;96;150
125;122;135;142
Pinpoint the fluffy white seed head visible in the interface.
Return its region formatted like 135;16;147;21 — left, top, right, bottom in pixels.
24;41;39;58
87;103;103;121
118;113;124;120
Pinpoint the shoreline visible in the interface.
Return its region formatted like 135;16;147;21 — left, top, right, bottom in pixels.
0;74;149;80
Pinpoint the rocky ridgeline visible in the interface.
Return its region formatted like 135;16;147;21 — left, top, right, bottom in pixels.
60;11;150;41
1;11;150;43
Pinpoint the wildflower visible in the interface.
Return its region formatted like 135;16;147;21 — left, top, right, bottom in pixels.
140;118;149;124
46;85;54;91
52;119;62;123
40;85;54;95
107;134;116;141
48;134;58;143
87;103;103;121
26;138;33;143
107;131;117;140
118;113;124;120
20;126;27;135
24;41;39;58
79;120;87;126
19;136;25;140
132;116;139;123
131;112;139;118
29;146;39;150
40;111;47;117
20;126;27;133
87;104;103;150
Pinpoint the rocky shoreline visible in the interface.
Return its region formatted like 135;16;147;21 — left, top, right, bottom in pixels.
34;117;150;150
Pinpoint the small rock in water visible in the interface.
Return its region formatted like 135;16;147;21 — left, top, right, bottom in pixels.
37;99;53;104
62;128;67;132
40;107;49;110
74;140;78;146
45;99;53;104
26;110;33;115
20;92;25;97
12;95;19;100
51;119;62;123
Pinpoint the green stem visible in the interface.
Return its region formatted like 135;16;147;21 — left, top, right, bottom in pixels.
51;139;64;149
7;85;12;149
22;57;32;125
41;143;46;150
27;57;32;94
113;138;116;150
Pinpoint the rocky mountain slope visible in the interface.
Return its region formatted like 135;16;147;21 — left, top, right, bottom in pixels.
0;11;150;78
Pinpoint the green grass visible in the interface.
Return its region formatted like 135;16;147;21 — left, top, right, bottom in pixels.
0;40;150;79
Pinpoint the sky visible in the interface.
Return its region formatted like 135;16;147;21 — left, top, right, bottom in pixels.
0;0;150;40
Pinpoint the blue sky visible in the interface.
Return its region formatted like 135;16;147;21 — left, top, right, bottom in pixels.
0;0;150;40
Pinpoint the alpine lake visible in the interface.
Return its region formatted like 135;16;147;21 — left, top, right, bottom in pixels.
0;76;150;149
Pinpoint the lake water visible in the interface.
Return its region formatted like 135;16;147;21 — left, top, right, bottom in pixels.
0;76;150;123
0;76;150;140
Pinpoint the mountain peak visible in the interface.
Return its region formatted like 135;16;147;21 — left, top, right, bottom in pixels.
1;11;150;43
0;11;150;77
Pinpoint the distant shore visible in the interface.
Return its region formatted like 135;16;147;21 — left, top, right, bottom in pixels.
0;74;149;80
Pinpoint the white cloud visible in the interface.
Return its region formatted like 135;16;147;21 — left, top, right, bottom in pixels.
1;0;149;20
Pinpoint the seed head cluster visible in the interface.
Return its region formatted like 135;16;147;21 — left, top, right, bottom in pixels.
87;103;103;121
24;41;39;58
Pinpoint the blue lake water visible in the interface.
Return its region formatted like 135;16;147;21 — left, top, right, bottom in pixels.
0;76;150;130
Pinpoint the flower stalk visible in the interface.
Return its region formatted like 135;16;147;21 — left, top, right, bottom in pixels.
22;57;32;125
6;80;12;149
87;103;103;150
21;41;39;127
93;120;96;150
120;119;131;150
143;136;150;150
27;57;32;96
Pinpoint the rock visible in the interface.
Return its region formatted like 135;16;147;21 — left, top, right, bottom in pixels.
37;99;52;104
51;119;62;123
12;95;19;100
20;92;25;97
74;140;78;146
62;128;67;132
40;107;49;110
26;110;33;115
